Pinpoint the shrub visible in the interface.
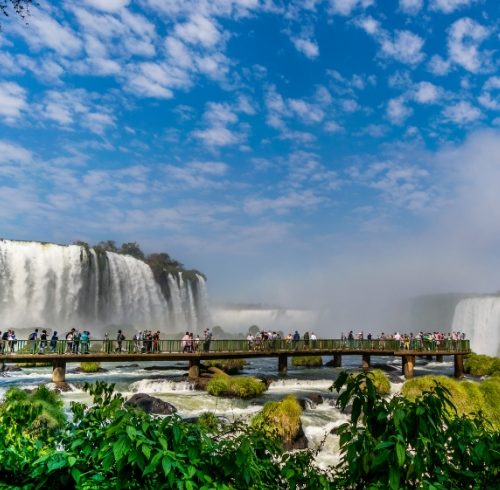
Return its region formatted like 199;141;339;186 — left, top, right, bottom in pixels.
80;362;102;373
366;369;391;396
402;375;500;429
464;353;500;376
291;356;323;367
206;375;267;399
251;395;303;445
204;359;246;373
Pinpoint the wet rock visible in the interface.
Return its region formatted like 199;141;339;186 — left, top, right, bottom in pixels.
53;382;74;393
116;364;140;369
70;366;108;373
285;425;308;451
2;365;22;372
125;393;177;415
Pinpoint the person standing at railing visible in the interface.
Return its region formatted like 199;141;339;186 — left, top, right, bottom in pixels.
8;330;16;353
292;330;300;351
310;332;317;349
116;330;125;353
39;329;47;354
203;328;212;352
50;331;58;353
0;330;6;353
80;330;90;354
29;328;39;354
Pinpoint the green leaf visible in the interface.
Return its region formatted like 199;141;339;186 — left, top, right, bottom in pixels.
162;456;172;476
396;442;406;467
389;466;400;490
126;425;137;440
142;444;151;460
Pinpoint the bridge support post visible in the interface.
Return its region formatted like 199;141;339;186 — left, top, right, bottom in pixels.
278;354;288;374
436;355;443;363
188;359;200;379
362;354;371;370
52;360;66;383
402;355;415;379
333;354;342;367
454;354;464;379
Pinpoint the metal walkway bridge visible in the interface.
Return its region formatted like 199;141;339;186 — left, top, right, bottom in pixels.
0;338;470;382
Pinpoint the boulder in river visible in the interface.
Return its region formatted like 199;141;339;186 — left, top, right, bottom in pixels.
125;393;177;415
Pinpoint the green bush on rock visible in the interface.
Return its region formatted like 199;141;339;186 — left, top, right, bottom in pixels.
79;362;102;373
464;353;500;377
402;375;500;429
251;395;303;446
291;356;323;367
206;375;267;399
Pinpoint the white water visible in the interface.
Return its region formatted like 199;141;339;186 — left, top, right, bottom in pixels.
451;297;500;356
0;240;210;333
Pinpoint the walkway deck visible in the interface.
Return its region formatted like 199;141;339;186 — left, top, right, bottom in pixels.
0;338;470;381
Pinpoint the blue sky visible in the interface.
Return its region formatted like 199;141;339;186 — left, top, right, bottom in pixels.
1;0;499;317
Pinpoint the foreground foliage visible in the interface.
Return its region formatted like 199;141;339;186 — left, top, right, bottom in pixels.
331;371;500;489
0;375;498;489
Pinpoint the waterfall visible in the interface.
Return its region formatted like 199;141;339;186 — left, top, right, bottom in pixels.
451;297;500;357
0;240;210;334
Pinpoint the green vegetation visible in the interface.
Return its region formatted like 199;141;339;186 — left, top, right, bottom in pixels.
402;375;500;429
464;352;500;376
204;359;247;373
79;362;102;373
0;376;498;489
0;381;328;489
206;375;267;399
251;395;303;446
331;371;500;489
366;368;391;396
291;355;323;367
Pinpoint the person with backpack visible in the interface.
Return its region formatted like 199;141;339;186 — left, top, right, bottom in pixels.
29;328;39;354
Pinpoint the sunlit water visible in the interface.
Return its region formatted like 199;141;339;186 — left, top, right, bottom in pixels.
0;355;457;467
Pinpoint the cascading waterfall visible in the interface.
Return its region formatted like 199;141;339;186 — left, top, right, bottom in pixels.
0;240;210;333
451;297;500;357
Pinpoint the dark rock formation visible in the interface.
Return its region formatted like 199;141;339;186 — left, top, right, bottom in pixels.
125;393;177;415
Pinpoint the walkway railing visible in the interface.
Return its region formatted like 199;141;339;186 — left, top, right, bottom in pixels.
0;338;471;356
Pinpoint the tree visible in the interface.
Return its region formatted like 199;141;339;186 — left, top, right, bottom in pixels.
0;0;35;27
248;325;260;336
94;240;119;253
119;242;145;260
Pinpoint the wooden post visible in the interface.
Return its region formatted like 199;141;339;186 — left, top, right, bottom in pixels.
188;359;200;379
333;354;342;367
362;354;371;369
403;355;415;379
52;360;66;383
454;354;464;379
278;354;288;374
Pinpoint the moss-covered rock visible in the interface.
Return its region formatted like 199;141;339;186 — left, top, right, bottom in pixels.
206;375;267;399
402;375;500;429
79;362;102;373
204;359;247;374
464;353;500;377
251;395;306;450
366;369;391;396
291;356;323;367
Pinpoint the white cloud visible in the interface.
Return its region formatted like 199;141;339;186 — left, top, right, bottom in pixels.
387;97;413;124
380;30;425;65
0;141;32;164
292;37;320;59
447;17;491;73
244;190;324;215
478;78;500;110
430;0;477;13
163;161;229;189
427;54;451;76
174;14;221;48
83;0;130;12
356;16;380;35
289;99;325;123
329;0;374;16
15;9;82;58
442;101;482;124
413;81;441;104
0;81;28;122
324;121;343;133
399;0;423;14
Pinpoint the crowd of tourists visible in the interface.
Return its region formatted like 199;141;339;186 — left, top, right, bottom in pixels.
340;330;467;350
246;330;319;351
